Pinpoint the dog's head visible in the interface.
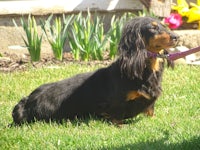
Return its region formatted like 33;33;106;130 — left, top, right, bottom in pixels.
118;17;179;79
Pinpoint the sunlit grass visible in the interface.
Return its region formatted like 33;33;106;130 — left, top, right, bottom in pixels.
0;64;199;149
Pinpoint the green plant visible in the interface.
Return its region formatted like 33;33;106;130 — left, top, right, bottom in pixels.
107;15;127;59
41;14;73;61
69;10;108;61
13;15;42;62
91;15;109;60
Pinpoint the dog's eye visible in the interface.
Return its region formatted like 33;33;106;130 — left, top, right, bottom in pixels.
152;25;159;30
149;25;159;33
151;22;159;30
161;24;170;31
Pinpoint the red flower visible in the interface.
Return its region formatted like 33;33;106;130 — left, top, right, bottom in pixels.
164;13;183;29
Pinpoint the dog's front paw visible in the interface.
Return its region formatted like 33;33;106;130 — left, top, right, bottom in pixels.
143;107;155;117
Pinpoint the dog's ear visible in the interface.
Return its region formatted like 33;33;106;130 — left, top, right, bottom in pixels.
118;24;147;79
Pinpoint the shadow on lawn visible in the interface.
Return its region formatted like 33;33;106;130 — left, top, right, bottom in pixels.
61;115;143;127
8;114;143;128
106;135;200;150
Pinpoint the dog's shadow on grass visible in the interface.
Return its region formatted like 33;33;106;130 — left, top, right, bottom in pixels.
61;115;143;128
8;115;143;128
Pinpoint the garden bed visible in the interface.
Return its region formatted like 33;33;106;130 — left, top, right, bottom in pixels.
0;50;112;73
1;0;200;72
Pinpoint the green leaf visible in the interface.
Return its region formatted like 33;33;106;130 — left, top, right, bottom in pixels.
16;15;42;61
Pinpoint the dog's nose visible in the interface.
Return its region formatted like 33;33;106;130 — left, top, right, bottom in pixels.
170;33;179;41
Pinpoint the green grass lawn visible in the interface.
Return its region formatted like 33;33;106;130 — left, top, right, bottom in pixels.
0;63;199;150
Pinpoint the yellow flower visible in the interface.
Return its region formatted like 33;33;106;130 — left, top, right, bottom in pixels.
186;7;200;23
198;0;200;5
172;0;200;24
186;0;200;22
172;0;189;16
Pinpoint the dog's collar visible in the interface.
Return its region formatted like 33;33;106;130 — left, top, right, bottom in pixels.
147;51;169;59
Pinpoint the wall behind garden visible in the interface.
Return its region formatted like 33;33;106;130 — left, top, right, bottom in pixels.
0;0;142;54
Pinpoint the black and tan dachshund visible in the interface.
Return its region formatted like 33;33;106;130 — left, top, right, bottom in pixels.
12;17;179;125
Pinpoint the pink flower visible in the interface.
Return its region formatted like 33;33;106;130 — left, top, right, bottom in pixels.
164;13;183;29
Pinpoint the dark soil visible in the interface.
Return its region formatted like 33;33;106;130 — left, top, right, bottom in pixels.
0;51;112;73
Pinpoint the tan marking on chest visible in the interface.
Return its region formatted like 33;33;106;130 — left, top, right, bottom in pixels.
126;91;151;101
126;91;141;101
150;58;163;72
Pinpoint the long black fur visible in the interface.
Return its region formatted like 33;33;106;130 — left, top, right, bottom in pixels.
12;17;179;125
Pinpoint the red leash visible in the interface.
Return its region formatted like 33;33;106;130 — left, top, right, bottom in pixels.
148;46;200;61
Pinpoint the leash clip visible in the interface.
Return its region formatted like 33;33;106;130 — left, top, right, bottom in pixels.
156;54;169;59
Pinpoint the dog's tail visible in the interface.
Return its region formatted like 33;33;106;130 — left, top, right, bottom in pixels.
11;97;29;125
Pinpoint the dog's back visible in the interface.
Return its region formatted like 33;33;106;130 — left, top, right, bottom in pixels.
11;71;98;124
